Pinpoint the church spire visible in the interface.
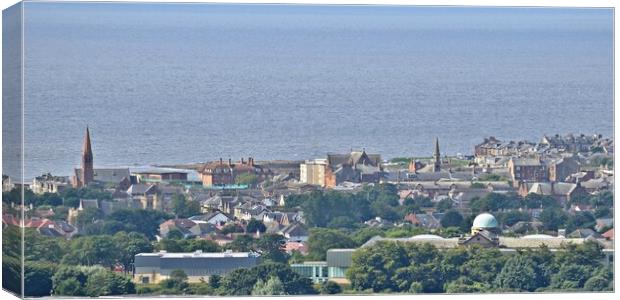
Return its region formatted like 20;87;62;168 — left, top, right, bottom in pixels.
81;126;94;186
433;137;441;172
83;126;93;160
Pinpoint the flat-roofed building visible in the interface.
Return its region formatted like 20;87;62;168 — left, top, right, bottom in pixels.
133;251;261;284
290;261;328;283
299;159;328;186
133;169;188;183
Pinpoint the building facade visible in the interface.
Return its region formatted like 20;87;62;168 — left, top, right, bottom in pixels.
133;251;261;284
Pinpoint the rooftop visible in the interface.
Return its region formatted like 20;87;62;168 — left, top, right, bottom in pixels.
136;251;258;258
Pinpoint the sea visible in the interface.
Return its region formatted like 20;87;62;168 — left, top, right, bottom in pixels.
4;3;615;179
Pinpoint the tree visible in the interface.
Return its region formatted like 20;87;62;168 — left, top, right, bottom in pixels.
235;173;259;186
75;207;103;228
498;210;531;227
186;239;221;252
583;276;611;291
307;228;356;260
550;264;593;289
113;232;154;273
2;255;21;295
494;255;544;292
61;235;120;268
565;211;596;232
251;276;286;295
346;241;442;293
255;234;288;263
220;223;245;235
106;209;172;239
159;269;189;293
246;218;267;233
208;274;221;289
171;194;201;218
167;228;185;239
227;234;255;252
326;216;358;229
459;246;505;285
84;268;136;296
24;261;56;296
440;210;464;228
52;266;99;296
539;208;568;231
320;281;342;294
219;263;316;296
435;198;453;212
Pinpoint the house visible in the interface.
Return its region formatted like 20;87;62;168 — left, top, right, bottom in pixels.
413;213;441;229
127;183;161;210
458;230;500;248
133;251;260;284
548;155;580;182
602;228;614;240
283;241;308;254
519;182;588;206
205;234;235;246
540;134;603;153
364;217;393;228
201;194;242;215
262;211;301;226
31;173;70;194
508;157;548;184
67;199;100;225
580;176;613;193
36;219;77;238
159;219;202;239
568;228;602;239
234;202;270;221
403;213;419;225
198;157;271;187
325;150;383;187
188;211;232;226
279;223;309;242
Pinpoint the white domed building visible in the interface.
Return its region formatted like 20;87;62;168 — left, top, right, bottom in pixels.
471;212;500;235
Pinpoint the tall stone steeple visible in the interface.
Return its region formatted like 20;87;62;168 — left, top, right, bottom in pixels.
433;137;441;172
81;126;94;186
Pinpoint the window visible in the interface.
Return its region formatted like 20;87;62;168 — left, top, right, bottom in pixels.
142;277;149;284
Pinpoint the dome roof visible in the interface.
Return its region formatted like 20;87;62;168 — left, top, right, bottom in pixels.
472;213;498;229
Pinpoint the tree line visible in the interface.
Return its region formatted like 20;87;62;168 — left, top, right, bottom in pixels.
347;240;613;293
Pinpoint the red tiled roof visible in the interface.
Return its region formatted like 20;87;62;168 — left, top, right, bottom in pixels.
602;228;614;240
404;213;419;225
2;214;19;226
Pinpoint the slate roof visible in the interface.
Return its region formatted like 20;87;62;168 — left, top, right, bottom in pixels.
510;157;542;166
528;182;578;196
127;183;158;195
79;199;99;210
92;168;131;183
568;228;602;239
281;223;308;238
134;251;260;276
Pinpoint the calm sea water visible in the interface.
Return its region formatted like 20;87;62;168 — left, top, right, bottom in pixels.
13;3;614;179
